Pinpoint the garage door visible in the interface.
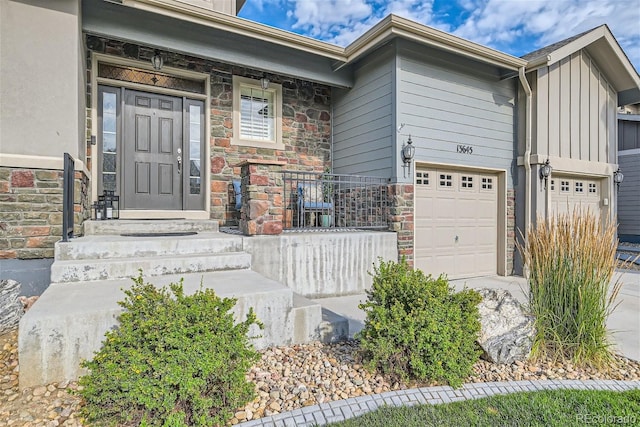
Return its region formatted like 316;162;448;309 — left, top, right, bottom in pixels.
415;168;498;279
550;176;602;219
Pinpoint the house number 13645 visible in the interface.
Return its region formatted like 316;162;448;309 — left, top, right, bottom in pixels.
457;145;473;154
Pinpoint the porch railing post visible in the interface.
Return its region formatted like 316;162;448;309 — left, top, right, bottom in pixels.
62;153;75;242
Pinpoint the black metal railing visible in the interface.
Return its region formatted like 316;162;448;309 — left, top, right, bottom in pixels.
282;170;389;230
62;153;74;242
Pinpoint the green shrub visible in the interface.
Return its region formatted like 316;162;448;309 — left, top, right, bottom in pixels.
77;273;262;427
517;210;621;367
357;259;482;388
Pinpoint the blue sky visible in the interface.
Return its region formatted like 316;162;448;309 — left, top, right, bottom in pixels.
239;0;640;72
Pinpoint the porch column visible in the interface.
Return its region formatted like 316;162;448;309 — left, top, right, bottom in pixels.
388;183;415;266
237;160;287;236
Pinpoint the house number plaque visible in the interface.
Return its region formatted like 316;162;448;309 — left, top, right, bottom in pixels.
457;144;473;154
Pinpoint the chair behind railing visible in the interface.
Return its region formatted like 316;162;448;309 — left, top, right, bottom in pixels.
282;170;389;230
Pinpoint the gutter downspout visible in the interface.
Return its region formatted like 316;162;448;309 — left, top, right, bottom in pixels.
518;66;532;240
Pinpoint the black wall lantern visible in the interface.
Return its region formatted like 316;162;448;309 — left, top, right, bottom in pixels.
614;168;624;190
401;135;415;177
539;159;552;189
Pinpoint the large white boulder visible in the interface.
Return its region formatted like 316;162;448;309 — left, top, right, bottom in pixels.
477;288;534;364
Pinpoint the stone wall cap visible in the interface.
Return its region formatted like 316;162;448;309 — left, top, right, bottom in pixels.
234;159;287;167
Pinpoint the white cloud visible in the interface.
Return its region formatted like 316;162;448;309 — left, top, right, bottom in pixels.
451;0;640;70
274;0;639;71
286;0;441;46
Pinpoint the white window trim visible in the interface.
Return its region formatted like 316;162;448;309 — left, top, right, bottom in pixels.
232;76;284;150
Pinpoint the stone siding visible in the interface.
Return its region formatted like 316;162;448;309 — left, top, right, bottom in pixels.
238;160;286;236
388;184;414;265
86;36;332;225
0;167;89;259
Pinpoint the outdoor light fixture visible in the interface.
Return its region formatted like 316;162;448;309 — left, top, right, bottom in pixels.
151;50;164;71
614;168;624;190
260;74;270;90
95;190;119;220
401;135;415;177
539;159;552;189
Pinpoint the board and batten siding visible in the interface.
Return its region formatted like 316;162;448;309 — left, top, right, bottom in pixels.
396;52;517;185
332;51;394;178
534;50;617;163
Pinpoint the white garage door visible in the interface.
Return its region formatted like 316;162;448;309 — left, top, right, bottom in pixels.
415;168;498;279
550;176;602;219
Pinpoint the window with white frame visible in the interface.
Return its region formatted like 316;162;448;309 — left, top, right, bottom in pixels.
232;76;283;149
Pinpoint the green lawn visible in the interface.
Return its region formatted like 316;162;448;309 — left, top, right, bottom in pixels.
328;389;640;427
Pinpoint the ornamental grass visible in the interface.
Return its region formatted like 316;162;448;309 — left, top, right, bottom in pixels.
518;209;624;367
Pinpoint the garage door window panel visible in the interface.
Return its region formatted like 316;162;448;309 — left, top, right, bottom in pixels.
481;177;494;190
439;173;454;189
461;175;474;190
416;171;430;186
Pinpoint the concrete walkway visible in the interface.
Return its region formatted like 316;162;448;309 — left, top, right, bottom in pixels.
237;379;640;426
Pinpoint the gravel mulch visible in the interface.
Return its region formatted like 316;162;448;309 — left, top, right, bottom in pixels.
2;328;639;426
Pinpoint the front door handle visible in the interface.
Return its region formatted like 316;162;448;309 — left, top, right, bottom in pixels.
177;155;182;174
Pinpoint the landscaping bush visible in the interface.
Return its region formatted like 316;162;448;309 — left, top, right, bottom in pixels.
357;259;482;388
77;273;261;427
518;210;621;367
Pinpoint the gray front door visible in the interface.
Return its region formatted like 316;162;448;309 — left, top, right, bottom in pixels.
123;90;183;210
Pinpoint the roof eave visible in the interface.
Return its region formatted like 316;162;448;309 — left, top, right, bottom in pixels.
344;15;527;71
120;0;346;61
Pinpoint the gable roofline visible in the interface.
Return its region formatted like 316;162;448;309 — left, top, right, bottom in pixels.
523;24;640;93
344;15;527;71
118;0;526;73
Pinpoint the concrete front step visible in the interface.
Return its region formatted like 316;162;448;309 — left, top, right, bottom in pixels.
83;219;219;235
55;233;243;261
19;270;317;388
291;294;349;344
50;251;252;283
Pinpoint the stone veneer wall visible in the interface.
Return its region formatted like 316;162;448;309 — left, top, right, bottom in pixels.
388;184;414;265
0;168;90;259
85;36;332;225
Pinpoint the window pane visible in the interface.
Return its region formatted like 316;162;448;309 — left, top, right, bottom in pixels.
103;153;116;173
189;105;201;195
239;86;274;141
102;91;118;193
103;132;116;152
190;177;201;195
190;160;200;177
103;173;116;191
